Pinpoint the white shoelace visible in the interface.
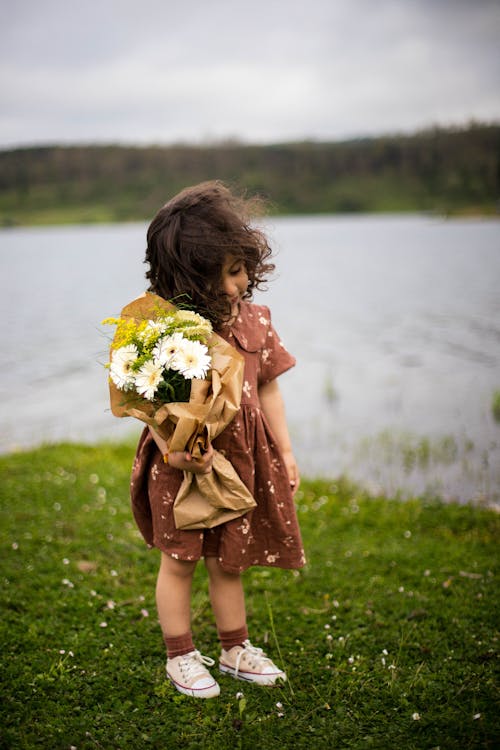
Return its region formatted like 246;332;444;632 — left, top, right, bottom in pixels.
233;639;274;679
179;650;215;681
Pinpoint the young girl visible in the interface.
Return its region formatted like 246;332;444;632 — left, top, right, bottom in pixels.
129;181;305;699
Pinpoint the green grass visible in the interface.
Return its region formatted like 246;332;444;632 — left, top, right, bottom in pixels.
492;391;500;423
1;190;496;227
1;442;498;749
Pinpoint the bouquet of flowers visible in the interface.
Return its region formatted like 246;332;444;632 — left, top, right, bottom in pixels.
104;308;213;406
103;293;256;530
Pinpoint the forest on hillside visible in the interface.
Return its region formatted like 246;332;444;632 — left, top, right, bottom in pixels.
0;123;498;225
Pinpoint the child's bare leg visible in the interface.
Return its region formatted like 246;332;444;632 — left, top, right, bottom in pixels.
205;557;247;633
205;557;284;684
158;552;220;699
156;552;196;637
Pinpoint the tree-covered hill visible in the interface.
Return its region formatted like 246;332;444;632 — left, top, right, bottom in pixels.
0;123;498;225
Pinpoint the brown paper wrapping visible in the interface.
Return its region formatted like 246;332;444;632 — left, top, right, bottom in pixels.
108;292;256;529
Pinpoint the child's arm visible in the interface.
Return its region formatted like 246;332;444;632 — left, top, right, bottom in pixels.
148;426;214;474
258;378;300;495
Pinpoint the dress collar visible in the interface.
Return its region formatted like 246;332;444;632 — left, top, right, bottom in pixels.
222;301;268;352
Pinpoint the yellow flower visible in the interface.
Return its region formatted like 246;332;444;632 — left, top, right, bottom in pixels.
112;319;140;349
173;310;212;339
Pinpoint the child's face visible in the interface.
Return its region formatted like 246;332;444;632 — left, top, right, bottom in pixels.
221;255;249;317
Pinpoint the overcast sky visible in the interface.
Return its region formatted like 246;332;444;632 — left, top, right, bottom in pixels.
1;0;499;148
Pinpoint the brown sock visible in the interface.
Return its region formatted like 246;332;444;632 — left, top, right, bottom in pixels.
164;631;195;659
218;625;249;652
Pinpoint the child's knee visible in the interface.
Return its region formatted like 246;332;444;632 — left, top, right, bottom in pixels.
204;556;221;575
204;556;238;580
159;552;196;579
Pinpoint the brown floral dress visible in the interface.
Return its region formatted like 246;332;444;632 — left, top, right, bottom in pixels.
130;301;306;574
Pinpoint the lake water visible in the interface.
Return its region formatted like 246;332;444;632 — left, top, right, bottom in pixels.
1;215;499;506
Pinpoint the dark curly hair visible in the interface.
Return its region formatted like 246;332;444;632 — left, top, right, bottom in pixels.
144;181;275;330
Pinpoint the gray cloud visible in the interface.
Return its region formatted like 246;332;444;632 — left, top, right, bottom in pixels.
1;0;499;147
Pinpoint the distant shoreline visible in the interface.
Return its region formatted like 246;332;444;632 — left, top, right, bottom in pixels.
1;124;498;227
1;205;498;229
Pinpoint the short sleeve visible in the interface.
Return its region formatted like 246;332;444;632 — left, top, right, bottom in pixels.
257;306;296;386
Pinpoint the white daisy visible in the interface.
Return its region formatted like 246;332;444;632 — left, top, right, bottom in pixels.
137;319;167;346
146;319;168;336
109;345;138;389
173;340;211;379
134;359;164;400
153;332;185;366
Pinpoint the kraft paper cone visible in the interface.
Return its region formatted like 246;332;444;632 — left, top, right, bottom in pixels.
107;293;256;529
173;451;257;530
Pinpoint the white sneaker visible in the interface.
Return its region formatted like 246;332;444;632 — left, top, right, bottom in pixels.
167;650;220;698
219;639;287;685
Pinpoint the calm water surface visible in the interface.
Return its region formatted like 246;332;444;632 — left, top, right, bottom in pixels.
1;215;499;505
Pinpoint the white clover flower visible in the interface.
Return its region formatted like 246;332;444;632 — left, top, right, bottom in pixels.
134;359;164;400
109;345;138;389
412;712;421;721
153;332;185;366
173;339;211;379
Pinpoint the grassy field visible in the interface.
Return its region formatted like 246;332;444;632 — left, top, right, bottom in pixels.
1;441;498;749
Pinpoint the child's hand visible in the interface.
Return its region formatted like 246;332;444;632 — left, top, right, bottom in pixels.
282;449;300;497
167;443;214;474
